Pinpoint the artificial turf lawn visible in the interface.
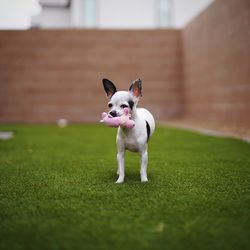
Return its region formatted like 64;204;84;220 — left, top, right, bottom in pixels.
0;124;249;250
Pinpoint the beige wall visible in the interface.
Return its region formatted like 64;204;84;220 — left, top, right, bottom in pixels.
182;0;250;127
0;29;182;123
0;0;249;128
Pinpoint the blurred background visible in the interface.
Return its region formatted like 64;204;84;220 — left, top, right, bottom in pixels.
0;0;249;138
0;0;213;29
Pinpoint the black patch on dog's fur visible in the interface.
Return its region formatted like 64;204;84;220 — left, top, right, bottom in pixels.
128;100;134;110
146;121;150;142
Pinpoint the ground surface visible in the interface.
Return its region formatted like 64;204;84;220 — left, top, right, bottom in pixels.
164;118;250;142
0;124;249;250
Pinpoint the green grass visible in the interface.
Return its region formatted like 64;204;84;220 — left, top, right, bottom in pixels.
0;124;249;250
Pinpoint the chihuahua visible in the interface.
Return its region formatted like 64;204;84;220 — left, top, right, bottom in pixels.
102;78;155;183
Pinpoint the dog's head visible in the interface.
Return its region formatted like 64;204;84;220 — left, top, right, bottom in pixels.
102;78;142;117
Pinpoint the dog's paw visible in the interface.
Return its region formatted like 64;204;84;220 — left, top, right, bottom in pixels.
115;177;124;184
141;176;148;182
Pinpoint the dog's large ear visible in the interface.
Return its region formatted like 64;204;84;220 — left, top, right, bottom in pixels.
102;78;117;99
129;78;142;98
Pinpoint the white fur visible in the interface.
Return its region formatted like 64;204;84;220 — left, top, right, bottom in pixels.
107;90;155;183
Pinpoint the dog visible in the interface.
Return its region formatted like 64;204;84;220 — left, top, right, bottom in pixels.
102;78;155;183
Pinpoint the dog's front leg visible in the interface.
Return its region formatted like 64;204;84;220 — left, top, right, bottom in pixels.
116;147;125;184
140;147;148;182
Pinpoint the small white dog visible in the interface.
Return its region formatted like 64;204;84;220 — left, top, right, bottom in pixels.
102;78;155;183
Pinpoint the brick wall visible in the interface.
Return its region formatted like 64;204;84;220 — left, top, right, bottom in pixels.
182;0;250;127
1;0;249;128
0;30;182;123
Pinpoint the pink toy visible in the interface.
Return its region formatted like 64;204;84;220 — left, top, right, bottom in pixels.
100;108;135;129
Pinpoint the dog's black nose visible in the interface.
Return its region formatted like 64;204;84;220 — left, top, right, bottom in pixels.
109;111;117;117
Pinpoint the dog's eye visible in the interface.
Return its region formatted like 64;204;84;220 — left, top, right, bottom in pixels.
120;104;128;108
108;103;113;108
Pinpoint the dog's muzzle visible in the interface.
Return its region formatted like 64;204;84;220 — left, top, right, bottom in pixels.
109;111;117;117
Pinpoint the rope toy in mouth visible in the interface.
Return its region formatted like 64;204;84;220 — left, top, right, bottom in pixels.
100;108;135;129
